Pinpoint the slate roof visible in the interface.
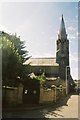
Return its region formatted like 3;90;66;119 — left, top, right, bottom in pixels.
24;57;59;66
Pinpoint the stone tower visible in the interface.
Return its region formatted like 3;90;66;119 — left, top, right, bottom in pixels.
56;15;69;79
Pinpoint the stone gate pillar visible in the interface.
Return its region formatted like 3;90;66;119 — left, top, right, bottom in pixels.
17;83;23;104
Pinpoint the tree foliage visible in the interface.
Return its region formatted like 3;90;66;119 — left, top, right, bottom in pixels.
2;32;28;63
30;72;46;88
1;32;29;86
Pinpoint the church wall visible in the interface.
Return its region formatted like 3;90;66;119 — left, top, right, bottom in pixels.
29;66;59;77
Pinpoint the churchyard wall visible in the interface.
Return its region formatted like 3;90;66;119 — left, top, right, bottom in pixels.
2;84;66;107
2;83;23;107
39;87;66;104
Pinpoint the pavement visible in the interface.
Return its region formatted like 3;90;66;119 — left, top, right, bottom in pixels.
2;93;79;118
44;94;78;118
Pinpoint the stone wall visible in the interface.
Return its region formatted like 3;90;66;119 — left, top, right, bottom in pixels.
2;87;18;107
2;85;66;107
39;87;66;104
39;89;55;103
2;84;23;107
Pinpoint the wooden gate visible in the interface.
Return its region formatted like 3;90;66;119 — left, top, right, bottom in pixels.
23;78;40;104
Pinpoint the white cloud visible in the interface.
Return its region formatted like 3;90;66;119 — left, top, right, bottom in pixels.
0;25;11;34
68;34;76;40
31;52;55;58
59;16;62;21
71;67;78;80
67;26;77;32
75;15;78;19
76;6;78;10
50;36;54;40
67;26;78;41
41;31;45;35
70;53;78;79
70;52;80;62
56;30;59;34
41;53;55;57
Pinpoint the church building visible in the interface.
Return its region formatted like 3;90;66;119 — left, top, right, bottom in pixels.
25;15;74;89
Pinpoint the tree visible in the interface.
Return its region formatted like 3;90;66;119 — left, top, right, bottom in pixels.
1;31;29;86
2;37;22;86
1;32;28;63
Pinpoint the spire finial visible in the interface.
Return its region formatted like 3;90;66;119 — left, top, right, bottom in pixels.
62;14;64;21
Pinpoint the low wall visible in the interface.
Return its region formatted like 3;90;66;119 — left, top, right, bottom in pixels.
40;89;55;103
39;87;66;104
2;85;66;107
2;87;18;107
2;84;23;107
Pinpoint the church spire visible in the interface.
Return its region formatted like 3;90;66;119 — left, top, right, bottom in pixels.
58;14;67;40
56;14;69;79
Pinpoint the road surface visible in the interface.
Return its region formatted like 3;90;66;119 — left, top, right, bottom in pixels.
3;94;79;118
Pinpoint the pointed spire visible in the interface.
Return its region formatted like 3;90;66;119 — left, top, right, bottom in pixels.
60;14;66;34
58;14;67;40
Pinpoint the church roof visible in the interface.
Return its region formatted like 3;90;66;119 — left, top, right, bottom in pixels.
24;57;59;66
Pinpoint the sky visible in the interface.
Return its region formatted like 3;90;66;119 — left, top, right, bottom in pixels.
0;2;78;80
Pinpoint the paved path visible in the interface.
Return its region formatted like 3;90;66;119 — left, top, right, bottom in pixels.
45;94;78;118
3;94;79;118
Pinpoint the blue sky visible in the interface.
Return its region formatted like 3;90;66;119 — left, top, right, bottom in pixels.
1;2;78;79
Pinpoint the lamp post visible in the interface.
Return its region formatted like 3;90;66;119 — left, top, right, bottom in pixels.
66;66;70;95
